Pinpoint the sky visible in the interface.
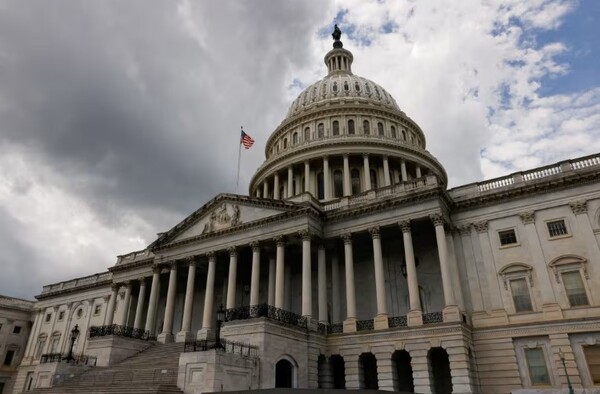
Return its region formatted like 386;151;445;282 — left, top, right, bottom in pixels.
0;0;599;299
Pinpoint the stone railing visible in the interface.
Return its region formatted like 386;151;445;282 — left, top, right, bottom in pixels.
88;325;153;341
322;175;438;211
116;249;153;265
388;315;408;328
224;304;308;330
423;312;444;324
41;272;112;295
450;153;600;198
327;323;343;334
356;319;374;331
52;368;177;387
183;338;259;358
40;353;97;366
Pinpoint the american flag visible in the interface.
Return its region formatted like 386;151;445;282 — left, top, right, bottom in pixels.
240;127;255;149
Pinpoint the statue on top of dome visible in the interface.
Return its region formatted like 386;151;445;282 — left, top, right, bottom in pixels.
332;24;343;48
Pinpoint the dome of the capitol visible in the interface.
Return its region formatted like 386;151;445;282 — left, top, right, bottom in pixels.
249;25;447;200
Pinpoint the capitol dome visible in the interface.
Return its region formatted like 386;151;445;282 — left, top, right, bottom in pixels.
249;28;447;202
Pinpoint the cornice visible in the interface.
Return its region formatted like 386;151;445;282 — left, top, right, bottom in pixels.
35;279;112;301
109;258;154;273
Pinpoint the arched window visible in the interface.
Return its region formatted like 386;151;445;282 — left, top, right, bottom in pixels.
370;169;378;189
50;332;61;353
377;122;384;136
348;119;355;135
317;172;324;200
283;138;288;149
391;125;397;138
333;170;343;198
304;127;310;141
332;121;340;136
318;123;324;138
402;130;407;140
343;81;349;91
35;334;48;358
351;169;361;195
292;132;298;145
363;120;370;134
354;81;361;92
333;81;338;92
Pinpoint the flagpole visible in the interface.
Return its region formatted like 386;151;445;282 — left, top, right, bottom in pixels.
235;127;243;193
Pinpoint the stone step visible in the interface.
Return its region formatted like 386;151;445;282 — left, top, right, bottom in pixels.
28;384;182;393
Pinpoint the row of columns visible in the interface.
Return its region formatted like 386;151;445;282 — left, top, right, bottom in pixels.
258;154;422;199
102;213;458;341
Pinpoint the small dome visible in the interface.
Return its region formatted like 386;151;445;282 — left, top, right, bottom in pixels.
285;74;401;120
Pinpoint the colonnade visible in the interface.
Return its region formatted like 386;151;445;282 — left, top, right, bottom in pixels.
256;153;423;200
102;214;458;342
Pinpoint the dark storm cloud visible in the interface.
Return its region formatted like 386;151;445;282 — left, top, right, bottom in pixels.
0;0;329;297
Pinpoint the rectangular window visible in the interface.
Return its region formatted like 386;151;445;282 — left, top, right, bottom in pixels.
13;326;21;334
547;219;568;237
94;305;102;315
499;229;518;246
510;278;533;312
525;348;551;385
3;350;15;366
584;345;600;384
45;313;51;323
58;311;65;321
562;271;589;306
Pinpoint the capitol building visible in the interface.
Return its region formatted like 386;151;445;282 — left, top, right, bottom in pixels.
2;27;600;394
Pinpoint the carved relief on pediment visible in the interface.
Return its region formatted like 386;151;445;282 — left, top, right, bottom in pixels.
202;204;241;234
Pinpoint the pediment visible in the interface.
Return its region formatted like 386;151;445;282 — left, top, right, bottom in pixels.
152;194;301;247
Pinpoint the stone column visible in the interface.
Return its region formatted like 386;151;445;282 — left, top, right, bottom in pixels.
400;220;422;326
304;161;310;194
324;156;331;200
474;220;504;314
144;265;161;334
268;256;276;305
519;211;562;319
570;200;600;302
42;306;59;354
177;258;196;342
274;173;280;199
383;156;391;186
343;154;351;196
287;167;294;197
250;242;261;306
331;253;341;324
201;252;216;332
263;181;268;198
342;233;357;332
104;284;119;326
300;231;312;317
400;159;407;181
431;214;460;322
416;165;422;178
318;244;328;323
133;278;147;330
24;309;43;360
226;247;238;309
158;262;178;343
369;226;388;329
118;281;132;326
363;154;372;191
274;236;286;309
58;303;74;354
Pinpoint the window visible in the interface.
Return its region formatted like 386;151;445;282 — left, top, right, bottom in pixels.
344;81;349;91
377;122;384;136
50;336;60;353
351;169;361;195
318;123;324;138
333;170;343;198
292;132;298;145
58;311;65;321
332;121;339;136
370;169;378;189
3;350;15;366
584;345;600;384
35;336;47;358
76;308;83;319
317;172;324;200
354;81;360;91
510;278;533;312
499;229;518;246
562;271;589;306
304;127;310;141
363;120;370;134
525;348;551;385
401;130;406;140
348;120;355;135
283;138;288;149
333;81;338;92
391;126;397;138
45;313;52;323
547;219;568;237
94;304;102;315
12;326;21;334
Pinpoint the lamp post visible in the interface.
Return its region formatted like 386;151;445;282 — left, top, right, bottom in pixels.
214;304;225;349
558;350;575;394
65;324;80;362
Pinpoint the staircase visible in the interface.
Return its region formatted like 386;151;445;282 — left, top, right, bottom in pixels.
27;342;184;393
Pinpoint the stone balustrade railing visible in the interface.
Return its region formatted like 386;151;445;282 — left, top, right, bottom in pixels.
116;248;153;265
450;153;600;198
41;272;112;295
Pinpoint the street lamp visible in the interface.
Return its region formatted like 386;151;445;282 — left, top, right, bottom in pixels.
558;349;575;394
214;304;225;349
65;324;80;362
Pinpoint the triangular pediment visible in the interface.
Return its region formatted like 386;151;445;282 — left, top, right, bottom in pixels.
151;194;303;248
